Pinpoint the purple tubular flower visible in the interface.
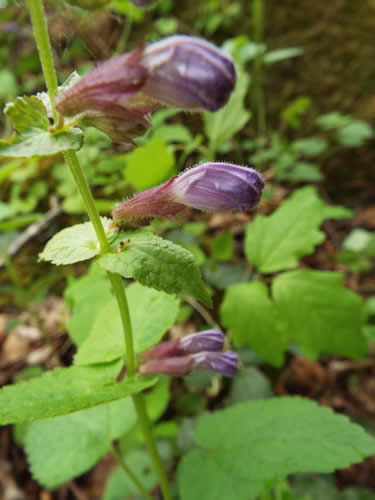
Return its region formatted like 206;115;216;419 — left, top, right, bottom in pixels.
141;329;224;361
141;35;236;111
138;356;193;377
112;163;264;225
179;329;224;353
192;351;238;377
170;163;265;212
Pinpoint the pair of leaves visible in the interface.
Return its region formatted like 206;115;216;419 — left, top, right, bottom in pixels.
0;96;83;157
221;270;367;366
178;397;375;500
245;186;352;273
40;224;211;307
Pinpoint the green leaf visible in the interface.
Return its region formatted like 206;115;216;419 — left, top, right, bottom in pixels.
245;186;352;273
178;397;375;500
221;281;286;366
65;264;112;345
39;218;111;265
99;231;211;306
24;406;111;489
272;270;367;360
204;67;250;150
291;137;328;157
22;395;137;489
263;47;303;64
125;137;175;190
227;368;273;405
0;361;156;424
211;232;234;261
0;96;83;157
337;121;374;147
103;450;157;500
74;282;179;365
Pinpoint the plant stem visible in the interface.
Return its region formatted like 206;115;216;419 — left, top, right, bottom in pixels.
26;2;172;498
111;445;154;500
26;0;59;122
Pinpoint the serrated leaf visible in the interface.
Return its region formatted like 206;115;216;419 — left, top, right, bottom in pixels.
0;361;156;424
204;67;250;150
220;281;286;366
178;397;375;500
74;282;179;365
99;230;211;306
22;395;137;489
0;96;83;157
245;186;352;273
24;406;110;489
39;218;111;265
272;270;367;360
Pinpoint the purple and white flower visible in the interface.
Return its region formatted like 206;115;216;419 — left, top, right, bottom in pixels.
112;162;264;225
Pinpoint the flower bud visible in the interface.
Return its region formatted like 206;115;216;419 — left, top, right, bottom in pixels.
141;35;236;111
112;163;264;225
192;351;238;377
141;329;225;361
138;356;193;377
56;49;148;117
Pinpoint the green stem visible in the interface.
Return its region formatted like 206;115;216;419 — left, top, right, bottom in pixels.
27;1;172;496
111;445;154;500
26;0;59;121
64;150;171;500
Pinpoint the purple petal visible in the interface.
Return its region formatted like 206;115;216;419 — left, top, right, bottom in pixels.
171;163;264;212
179;329;224;353
192;351;238;377
142;35;236;111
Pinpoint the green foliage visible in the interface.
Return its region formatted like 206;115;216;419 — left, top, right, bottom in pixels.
227;367;273;405
272;270;367;360
204;67;251;153
211;232;234;261
39;218;111;265
292;475;375;500
124;137;175;190
99;230;211;306
245;187;351;273
337;229;375;273
317;112;374;147
74;282;179;365
281;97;312;128
221;281;286;366
178;397;375;500
0;360;156;424
222;271;367;364
0;96;83;157
103;450;157;500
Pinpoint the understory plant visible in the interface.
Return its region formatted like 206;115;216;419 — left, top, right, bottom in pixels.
1;1;375;499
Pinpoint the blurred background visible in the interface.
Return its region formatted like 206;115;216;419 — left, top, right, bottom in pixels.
1;1;375;498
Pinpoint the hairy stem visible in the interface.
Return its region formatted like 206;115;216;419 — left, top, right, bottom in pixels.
26;0;59;121
26;2;172;498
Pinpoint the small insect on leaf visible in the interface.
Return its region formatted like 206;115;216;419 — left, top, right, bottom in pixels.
117;239;131;252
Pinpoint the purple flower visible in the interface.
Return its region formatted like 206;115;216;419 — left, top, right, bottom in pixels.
112;163;264;225
55;36;236;142
138;356;193;377
179;329;224;353
192;351;238;377
141;329;224;361
141;35;236;111
169;163;264;212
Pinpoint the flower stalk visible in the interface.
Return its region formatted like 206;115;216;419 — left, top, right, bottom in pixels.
26;1;172;498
